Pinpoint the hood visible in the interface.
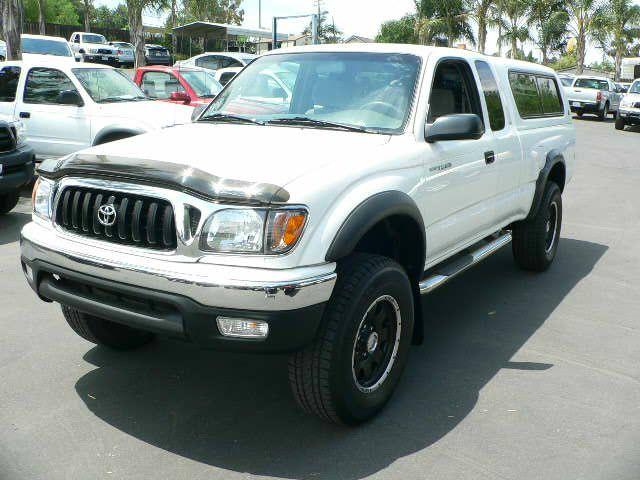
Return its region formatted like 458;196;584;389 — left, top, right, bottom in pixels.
622;93;640;105
40;122;391;204
96;100;193;128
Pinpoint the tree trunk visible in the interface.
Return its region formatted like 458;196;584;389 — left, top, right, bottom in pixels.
511;36;517;59
497;1;503;56
541;45;548;65
478;15;487;54
170;0;177;56
128;1;145;69
1;0;23;60
576;32;585;74
83;0;90;32
37;0;46;35
615;47;622;81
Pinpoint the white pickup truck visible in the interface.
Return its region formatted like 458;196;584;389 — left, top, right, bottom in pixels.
0;58;192;160
20;44;575;425
566;75;622;120
69;32;118;66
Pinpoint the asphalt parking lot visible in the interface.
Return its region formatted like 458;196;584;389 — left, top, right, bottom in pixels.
1;117;640;480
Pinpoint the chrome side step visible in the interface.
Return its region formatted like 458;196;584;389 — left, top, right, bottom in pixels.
418;231;512;295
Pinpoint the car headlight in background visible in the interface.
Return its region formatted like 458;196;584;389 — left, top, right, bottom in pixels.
201;207;307;254
32;177;54;220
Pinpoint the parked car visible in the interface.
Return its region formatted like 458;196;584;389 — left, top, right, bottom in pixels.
0;115;34;214
0;58;192;160
213;66;242;86
134;65;222;106
108;41;134;68
558;74;574;87
69;32;118;66
0;35;73;62
144;44;172;66
20;44;575;425
175;52;257;70
565;75;621;120
615;79;640;130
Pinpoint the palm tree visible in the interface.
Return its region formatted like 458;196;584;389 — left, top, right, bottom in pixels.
499;0;530;59
566;0;600;74
595;0;640;80
37;0;46;35
470;0;494;54
529;0;568;64
415;0;475;48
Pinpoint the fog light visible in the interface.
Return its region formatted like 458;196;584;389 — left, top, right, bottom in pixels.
216;317;269;338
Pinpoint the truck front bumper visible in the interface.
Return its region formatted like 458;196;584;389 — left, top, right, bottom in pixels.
20;221;336;352
618;108;640;125
0;144;35;193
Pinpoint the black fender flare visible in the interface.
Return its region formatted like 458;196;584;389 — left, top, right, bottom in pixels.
527;149;565;221
92;128;144;146
325;190;426;270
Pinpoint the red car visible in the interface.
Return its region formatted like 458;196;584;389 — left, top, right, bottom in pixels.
133;65;223;107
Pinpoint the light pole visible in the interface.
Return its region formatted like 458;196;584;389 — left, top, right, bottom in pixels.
271;13;320;50
259;0;262;29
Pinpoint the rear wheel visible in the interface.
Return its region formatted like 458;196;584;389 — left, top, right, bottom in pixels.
61;306;155;350
576;110;583;118
615;115;626;130
598;102;609;121
289;254;414;425
0;191;20;215
512;181;562;272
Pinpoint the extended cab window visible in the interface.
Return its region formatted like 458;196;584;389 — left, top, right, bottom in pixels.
24;68;79;105
428;60;483;124
474;60;505;131
536;76;563;115
509;72;543;117
0;66;21;102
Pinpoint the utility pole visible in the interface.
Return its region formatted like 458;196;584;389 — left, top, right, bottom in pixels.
258;0;262;29
272;13;320;50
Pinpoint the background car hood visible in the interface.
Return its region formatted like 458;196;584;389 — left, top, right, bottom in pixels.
52;122;391;203
623;93;640;104
96;100;193;127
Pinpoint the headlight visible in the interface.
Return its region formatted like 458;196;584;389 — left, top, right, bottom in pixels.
32;177;54;220
12;120;26;146
201;208;307;254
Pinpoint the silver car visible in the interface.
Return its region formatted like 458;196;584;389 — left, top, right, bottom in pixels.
109;41;134;68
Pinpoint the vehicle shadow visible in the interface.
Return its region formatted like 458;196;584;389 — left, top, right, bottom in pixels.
572;115;615;123
0;210;30;246
74;237;607;479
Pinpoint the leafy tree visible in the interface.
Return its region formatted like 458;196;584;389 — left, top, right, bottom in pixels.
529;0;568;64
498;0;530;59
178;0;243;25
594;0;640;80
302;12;343;44
416;0;475;47
566;0;600;74
548;49;577;70
589;58;614;73
23;0;80;26
376;14;417;44
127;0;167;67
94;4;128;29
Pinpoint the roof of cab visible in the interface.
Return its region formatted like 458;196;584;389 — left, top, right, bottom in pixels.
1;57;113;70
21;34;69;42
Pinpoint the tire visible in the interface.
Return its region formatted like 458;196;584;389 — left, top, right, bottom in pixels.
0;191;20;215
289;253;414;425
615;115;626;130
61;305;155;350
576;111;583;118
512;181;562;272
94;132;134;146
598;102;609;121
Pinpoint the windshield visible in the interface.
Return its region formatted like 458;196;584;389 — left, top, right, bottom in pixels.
629;81;640;94
73;68;147;103
574;78;609;90
200;52;421;134
83;34;106;44
22;37;72;57
180;70;223;97
560;77;573;87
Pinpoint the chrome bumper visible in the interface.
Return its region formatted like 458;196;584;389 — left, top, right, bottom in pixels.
20;221;336;311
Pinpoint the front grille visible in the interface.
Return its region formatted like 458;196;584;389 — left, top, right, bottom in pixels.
55;186;177;250
0;126;16;153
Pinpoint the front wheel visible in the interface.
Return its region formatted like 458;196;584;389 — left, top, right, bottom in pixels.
0;191;20;215
512;181;562;272
615;115;626;130
289;254;414;425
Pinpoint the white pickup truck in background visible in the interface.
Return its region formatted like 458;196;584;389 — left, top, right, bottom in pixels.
566;76;622;120
69;32;118;66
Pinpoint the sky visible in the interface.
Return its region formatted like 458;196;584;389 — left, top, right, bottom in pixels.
95;0;620;65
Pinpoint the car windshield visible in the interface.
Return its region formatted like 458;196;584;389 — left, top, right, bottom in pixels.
629;81;640;94
180;70;223;97
560;77;573;86
22;37;72;57
83;34;106;44
73;68;147;103
574;78;609;90
200;52;421;134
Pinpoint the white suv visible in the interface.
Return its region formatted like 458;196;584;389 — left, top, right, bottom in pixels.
20;44;575;425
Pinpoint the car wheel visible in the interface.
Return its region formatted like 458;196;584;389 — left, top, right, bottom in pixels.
512;181;562;272
289;253;414;425
576;110;583;118
598;102;609;121
61;306;155;350
615;115;626;130
0;191;20;215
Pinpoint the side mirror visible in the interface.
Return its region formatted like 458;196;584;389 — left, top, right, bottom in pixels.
425;113;484;143
56;90;84;107
170;90;191;104
191;104;206;121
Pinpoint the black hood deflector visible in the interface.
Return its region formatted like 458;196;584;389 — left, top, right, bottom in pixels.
38;153;290;205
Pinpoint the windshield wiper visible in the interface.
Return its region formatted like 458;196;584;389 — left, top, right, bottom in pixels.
199;112;264;125
267;116;374;133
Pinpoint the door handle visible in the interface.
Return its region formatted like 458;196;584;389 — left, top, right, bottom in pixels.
19;111;30;119
484;151;495;165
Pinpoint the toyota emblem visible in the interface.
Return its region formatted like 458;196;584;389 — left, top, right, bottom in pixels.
97;204;117;227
